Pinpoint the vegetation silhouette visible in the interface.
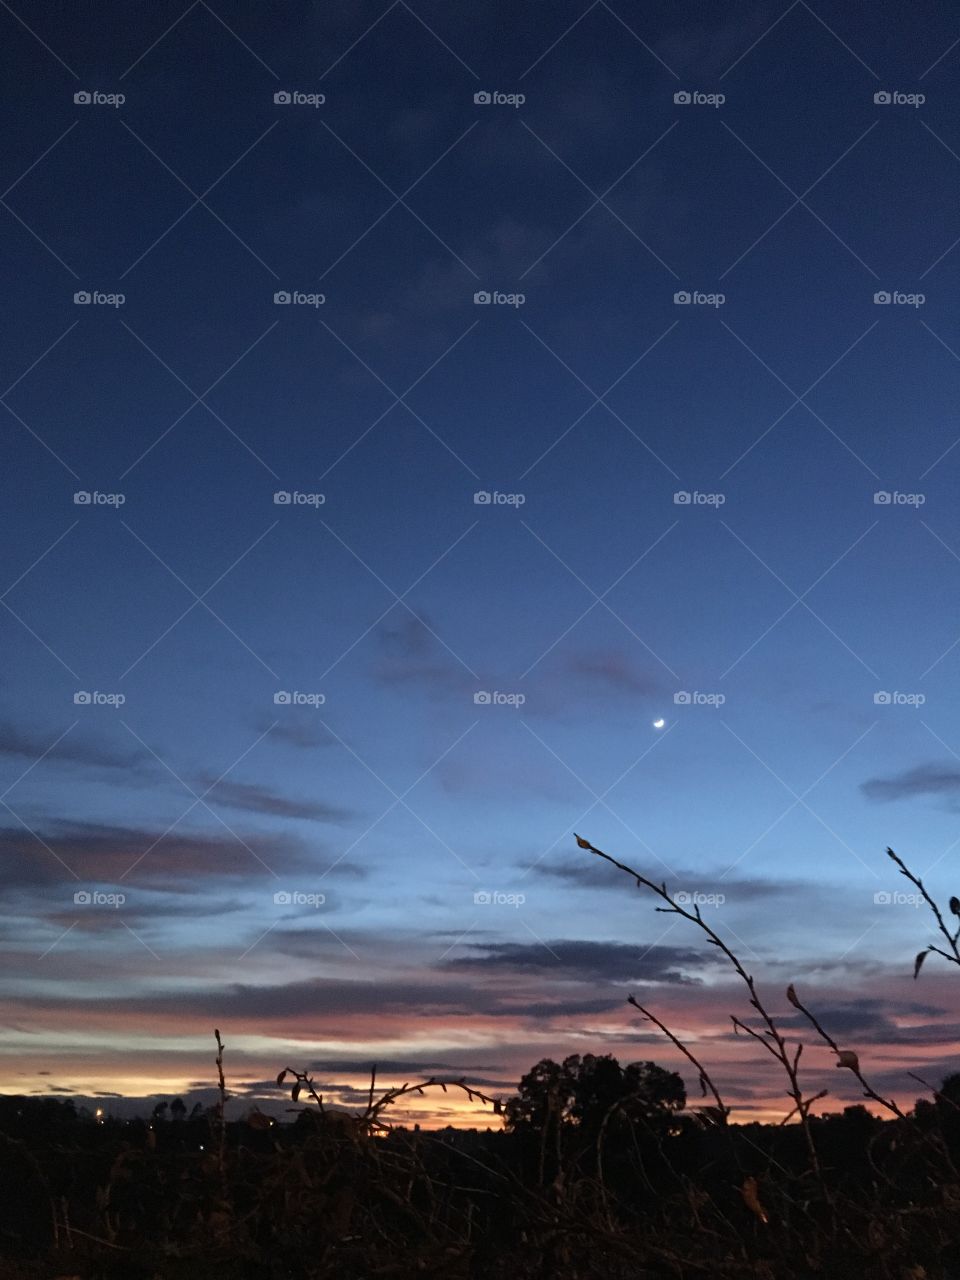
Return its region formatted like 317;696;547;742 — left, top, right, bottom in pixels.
0;842;958;1278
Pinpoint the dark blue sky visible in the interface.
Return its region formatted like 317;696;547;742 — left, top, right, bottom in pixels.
2;0;959;1123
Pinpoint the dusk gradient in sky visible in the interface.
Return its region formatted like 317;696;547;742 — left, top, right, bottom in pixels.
2;0;960;1126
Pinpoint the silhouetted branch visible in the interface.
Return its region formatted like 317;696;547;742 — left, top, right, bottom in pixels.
574;833;826;1186
887;846;960;974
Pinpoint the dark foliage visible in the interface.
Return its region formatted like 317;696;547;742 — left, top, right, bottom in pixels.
1;843;958;1278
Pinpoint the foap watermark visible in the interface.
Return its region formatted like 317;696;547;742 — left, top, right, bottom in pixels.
274;690;325;706
674;690;725;707
474;490;525;506
874;90;924;108
473;889;525;907
74;889;125;907
473;290;525;307
273;890;326;907
274;490;325;506
74;690;125;707
674;290;725;307
74;490;125;506
274;290;325;307
274;90;325;107
474;690;525;707
74;290;125;307
74;90;125;107
674;90;725;108
874;290;925;307
874;690;925;706
874;490;925;506
474;90;525;108
674;890;725;907
674;490;725;506
874;890;923;907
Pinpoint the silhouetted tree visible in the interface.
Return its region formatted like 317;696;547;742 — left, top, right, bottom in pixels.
505;1053;686;1188
506;1053;685;1136
505;1055;573;1134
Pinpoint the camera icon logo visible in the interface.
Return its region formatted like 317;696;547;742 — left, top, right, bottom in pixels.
473;490;492;504
74;91;91;104
273;491;292;504
73;491;92;504
273;890;292;904
674;691;691;704
74;291;91;304
874;691;892;704
874;91;891;105
474;91;491;105
73;690;92;704
673;491;691;504
274;90;291;104
674;890;691;904
74;890;92;904
473;290;491;305
274;290;291;304
673;291;691;304
674;91;691;104
473;889;492;903
873;491;891;505
874;291;891;304
873;890;892;903
274;690;291;704
474;691;492;705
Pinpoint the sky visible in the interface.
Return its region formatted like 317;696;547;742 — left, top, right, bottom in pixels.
1;0;960;1127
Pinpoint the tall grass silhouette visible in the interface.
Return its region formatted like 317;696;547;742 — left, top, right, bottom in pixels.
1;842;958;1278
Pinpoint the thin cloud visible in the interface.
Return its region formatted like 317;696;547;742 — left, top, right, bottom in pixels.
0;972;667;1021
444;939;708;985
564;649;662;697
197;776;354;823
861;763;960;803
0;720;147;771
530;859;821;903
258;717;337;750
372;612;471;693
0;820;313;887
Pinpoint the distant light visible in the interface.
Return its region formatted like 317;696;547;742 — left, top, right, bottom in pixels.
652;718;665;729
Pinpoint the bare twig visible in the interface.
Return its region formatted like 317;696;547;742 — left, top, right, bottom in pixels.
887;846;960;973
786;986;905;1118
573;833;826;1185
627;995;730;1125
214;1027;228;1182
277;1066;499;1135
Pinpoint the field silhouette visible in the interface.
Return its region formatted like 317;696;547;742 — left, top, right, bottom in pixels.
1;841;958;1279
